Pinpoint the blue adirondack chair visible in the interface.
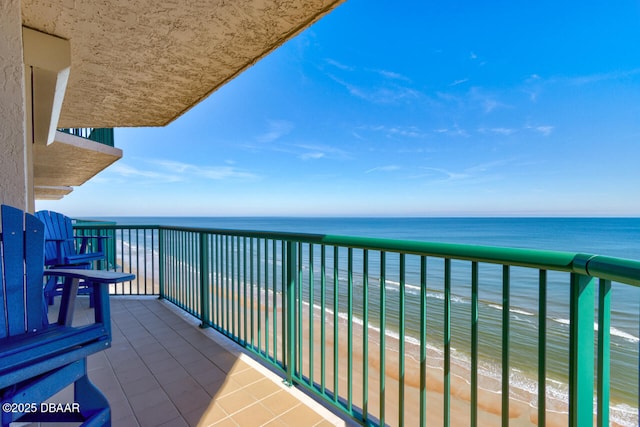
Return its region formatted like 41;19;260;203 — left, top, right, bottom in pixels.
36;210;110;306
0;205;134;426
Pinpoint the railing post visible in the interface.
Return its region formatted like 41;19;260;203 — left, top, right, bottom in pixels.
568;272;595;427
158;228;164;300
199;232;210;329
284;241;296;386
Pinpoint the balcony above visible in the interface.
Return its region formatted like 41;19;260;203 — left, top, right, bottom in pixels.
21;0;345;128
33;129;121;200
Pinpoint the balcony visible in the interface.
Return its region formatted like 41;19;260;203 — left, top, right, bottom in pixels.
73;223;640;426
34;128;121;200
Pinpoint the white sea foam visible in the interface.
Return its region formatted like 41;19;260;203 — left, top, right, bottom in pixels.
552;318;639;343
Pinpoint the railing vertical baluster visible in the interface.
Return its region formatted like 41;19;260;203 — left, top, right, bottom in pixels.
273;240;278;362
214;234;219;328
232;236;236;337
569;272;595;427
243;237;248;345
538;270;547;427
419;255;427;427
257;238;262;353
263;238;268;357
285;241;296;386
471;261;479;427
347;247;353;414
199;232;210;328
151;229;155;294
333;246;339;403
297;242;303;379
158;228;165;299
321;244;327;394
597;279;611;427
502;265;510;427
309;244;315;387
363;249;369;422
444;258;451;427
143;228;148;294
136;229;140;294
250;238;255;348
380;251;386;427
237;236;241;340
273;240;278;363
399;253;405;426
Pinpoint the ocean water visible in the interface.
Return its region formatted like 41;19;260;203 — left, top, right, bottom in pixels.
102;216;639;424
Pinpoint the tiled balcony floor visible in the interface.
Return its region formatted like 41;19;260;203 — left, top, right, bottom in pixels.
43;296;348;427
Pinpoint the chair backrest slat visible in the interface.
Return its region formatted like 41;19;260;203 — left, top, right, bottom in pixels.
25;213;45;332
36;210;75;265
1;206;45;339
2;205;26;338
0;231;6;339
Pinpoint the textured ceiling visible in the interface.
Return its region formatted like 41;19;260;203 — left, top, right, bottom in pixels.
22;0;345;128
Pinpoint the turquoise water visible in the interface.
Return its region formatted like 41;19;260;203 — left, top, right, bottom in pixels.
100;216;639;424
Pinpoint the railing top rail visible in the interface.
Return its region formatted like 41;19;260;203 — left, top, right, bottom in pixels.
73;223;640;287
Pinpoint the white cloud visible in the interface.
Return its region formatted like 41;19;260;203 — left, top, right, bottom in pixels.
110;164;182;183
358;124;427;139
434;127;470;137
257;120;294;143
450;78;469;86
526;125;554;136
365;165;401;174
144;159;260;181
299;152;325;160
478;127;517;136
325;58;355;71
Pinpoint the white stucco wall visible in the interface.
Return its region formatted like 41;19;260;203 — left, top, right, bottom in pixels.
0;0;28;211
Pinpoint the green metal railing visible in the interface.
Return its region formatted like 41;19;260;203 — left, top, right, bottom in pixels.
74;223;640;427
57;128;114;147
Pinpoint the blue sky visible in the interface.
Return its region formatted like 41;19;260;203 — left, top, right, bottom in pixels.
39;1;640;217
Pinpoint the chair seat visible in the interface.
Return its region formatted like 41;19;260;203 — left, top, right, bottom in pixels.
0;324;109;389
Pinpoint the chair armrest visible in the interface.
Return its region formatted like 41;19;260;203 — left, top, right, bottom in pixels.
43;269;135;327
44;268;134;284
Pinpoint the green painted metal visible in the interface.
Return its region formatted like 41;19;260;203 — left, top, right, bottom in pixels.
444;258;451;427
347;248;354;414
320;244;327;395
379;251;386;427
597;279;611;427
58;128;114;146
569;273;595;427
285;242;296;386
74;223;640;427
199;233;210;328
309;244;315;387
502;265;510;427
362;249;370;422
419;256;427;427
333;246;339;404
538;270;547;427
471;261;479;427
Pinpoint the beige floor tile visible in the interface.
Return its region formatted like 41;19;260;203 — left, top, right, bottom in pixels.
230;402;278;427
260;391;300;417
276;403;324;427
215;389;258;415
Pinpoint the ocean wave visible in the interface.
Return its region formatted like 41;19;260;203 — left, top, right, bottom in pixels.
552;318;639;343
487;304;536;317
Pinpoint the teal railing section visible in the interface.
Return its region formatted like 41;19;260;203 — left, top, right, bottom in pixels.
57;128;114;147
74;224;640;427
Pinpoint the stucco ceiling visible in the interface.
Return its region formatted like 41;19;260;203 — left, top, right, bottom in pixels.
22;0;345;128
